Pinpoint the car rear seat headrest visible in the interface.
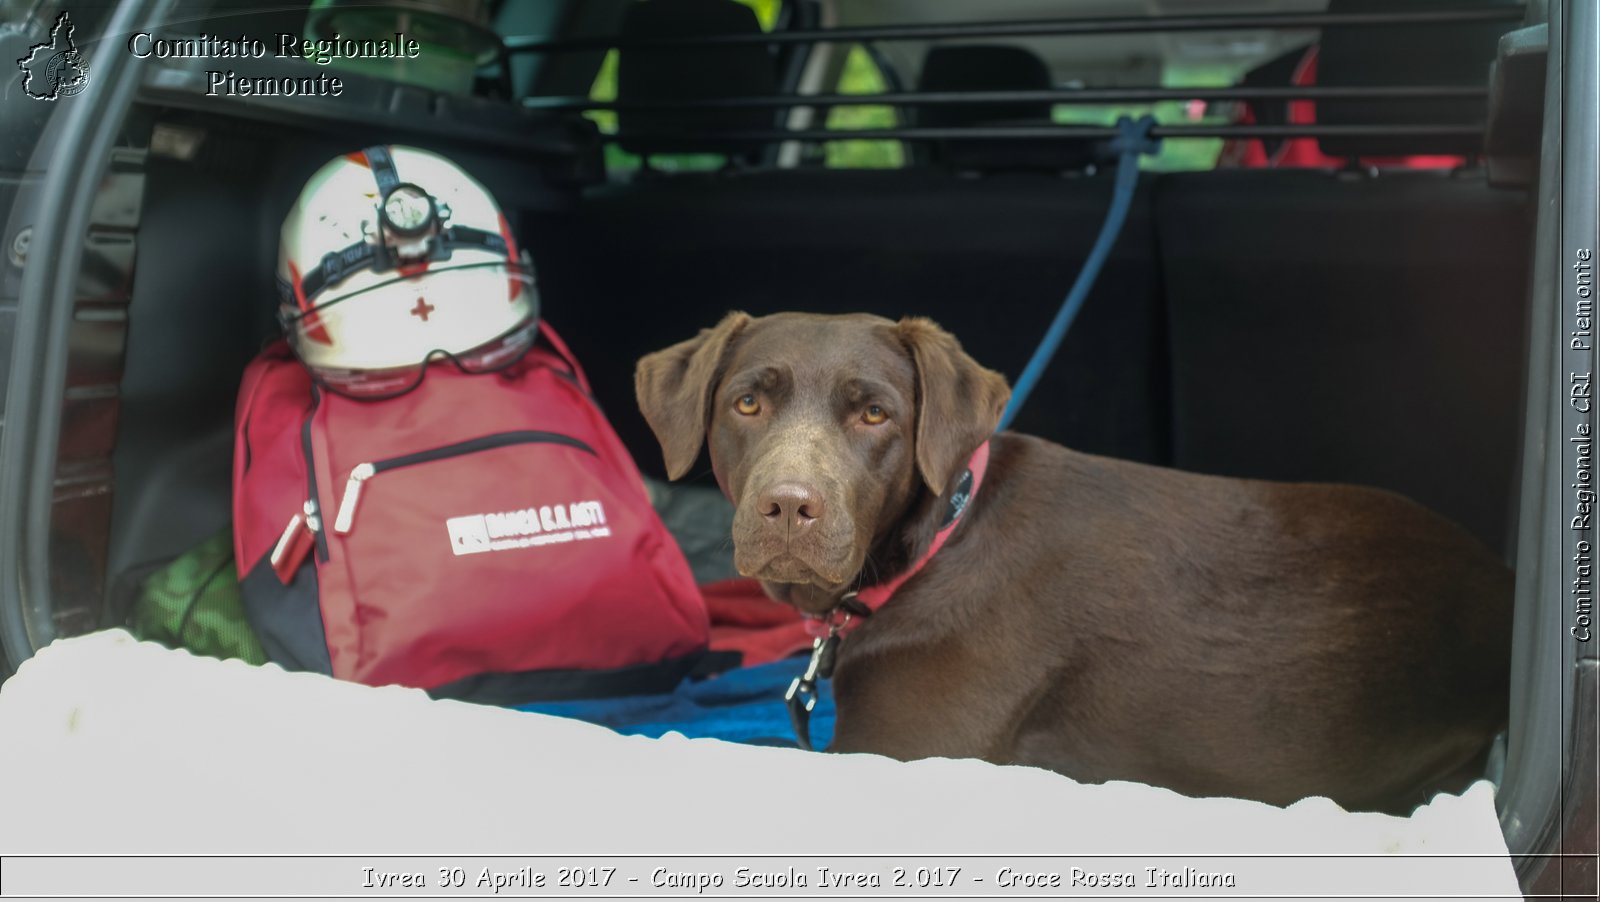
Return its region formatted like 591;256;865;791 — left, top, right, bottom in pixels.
916;44;1098;173
1316;0;1520;159
616;0;779;161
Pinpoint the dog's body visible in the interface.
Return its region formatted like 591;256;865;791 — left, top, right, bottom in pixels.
636;312;1511;814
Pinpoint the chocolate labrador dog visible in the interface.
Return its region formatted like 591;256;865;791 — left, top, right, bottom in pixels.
635;311;1511;814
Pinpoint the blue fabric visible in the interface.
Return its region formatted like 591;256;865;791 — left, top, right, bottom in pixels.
516;656;835;749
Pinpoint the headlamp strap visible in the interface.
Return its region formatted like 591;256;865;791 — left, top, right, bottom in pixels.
287;225;514;313
363;145;401;194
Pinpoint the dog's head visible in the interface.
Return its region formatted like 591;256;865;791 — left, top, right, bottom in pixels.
636;312;1010;614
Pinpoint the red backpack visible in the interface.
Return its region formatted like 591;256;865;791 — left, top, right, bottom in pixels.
231;323;708;703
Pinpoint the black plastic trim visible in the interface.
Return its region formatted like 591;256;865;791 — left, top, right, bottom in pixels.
525;85;1490;113
601;123;1488;145
0;0;177;670
507;7;1527;53
1500;0;1599;889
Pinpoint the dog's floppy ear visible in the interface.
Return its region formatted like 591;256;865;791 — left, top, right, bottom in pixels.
635;312;752;480
897;317;1011;494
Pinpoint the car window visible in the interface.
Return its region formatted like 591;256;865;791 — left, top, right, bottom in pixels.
587;0;783;175
823;45;905;169
1051;62;1237;172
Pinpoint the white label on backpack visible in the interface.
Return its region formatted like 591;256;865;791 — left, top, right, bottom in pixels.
446;501;611;556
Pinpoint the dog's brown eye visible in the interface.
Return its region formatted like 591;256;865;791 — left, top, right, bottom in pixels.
862;404;889;425
735;394;761;416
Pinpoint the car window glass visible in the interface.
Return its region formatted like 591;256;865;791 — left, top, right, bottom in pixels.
824;45;905;169
587;0;783;176
1051;62;1236;172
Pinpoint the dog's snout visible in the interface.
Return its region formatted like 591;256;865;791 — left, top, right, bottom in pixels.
759;482;826;527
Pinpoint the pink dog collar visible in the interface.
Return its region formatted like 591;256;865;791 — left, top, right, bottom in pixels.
856;438;992;611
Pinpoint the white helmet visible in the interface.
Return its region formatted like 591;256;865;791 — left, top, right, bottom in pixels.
276;145;537;394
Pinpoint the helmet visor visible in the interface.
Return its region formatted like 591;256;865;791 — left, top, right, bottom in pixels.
306;316;541;401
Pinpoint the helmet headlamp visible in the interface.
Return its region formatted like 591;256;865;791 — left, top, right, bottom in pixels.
380;183;440;239
287;183;508;311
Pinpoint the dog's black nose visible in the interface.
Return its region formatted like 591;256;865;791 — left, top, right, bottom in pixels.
759;482;825;527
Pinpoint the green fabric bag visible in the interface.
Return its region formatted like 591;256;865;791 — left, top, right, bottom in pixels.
129;527;269;665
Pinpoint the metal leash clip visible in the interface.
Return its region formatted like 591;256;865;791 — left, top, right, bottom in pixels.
786;617;845;751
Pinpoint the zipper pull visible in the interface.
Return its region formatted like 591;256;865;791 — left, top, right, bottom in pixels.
269;504;316;585
333;463;375;535
270;511;304;569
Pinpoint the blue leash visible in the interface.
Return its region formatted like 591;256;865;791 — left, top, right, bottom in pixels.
999;115;1161;430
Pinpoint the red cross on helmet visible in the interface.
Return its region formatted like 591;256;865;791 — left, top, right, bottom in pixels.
275;145;539;398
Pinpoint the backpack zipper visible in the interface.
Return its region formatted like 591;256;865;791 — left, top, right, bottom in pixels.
302;385;329;562
332;430;597;536
267;387;327;583
269;498;320;582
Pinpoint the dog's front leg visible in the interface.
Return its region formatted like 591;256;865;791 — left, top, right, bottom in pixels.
824;641;1022;763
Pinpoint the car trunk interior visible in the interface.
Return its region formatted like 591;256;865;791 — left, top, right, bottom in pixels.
95;140;1534;631
95;12;1533;630
19;0;1537;678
